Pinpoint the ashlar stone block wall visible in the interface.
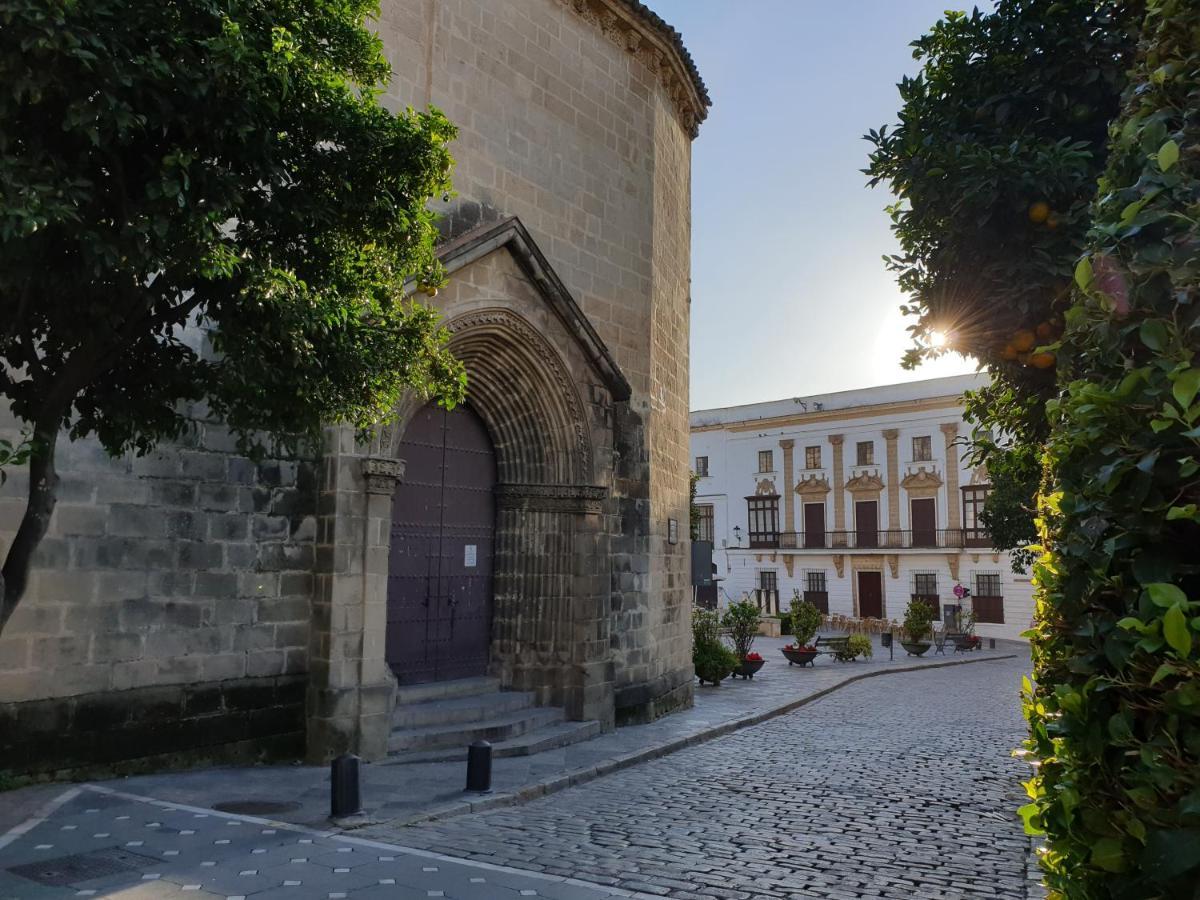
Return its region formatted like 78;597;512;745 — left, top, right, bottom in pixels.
0;401;317;776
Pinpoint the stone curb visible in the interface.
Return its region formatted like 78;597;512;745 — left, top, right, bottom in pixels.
355;652;1019;832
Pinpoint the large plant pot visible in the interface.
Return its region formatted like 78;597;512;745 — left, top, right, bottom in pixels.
733;658;766;679
781;647;819;667
901;641;932;657
695;665;732;686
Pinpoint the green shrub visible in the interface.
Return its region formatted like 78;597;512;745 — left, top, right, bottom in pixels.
1018;5;1200;893
902;599;934;643
835;634;874;662
692;607;736;684
789;596;822;647
721;600;760;660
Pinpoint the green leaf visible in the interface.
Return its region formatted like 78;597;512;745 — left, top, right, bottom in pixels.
1140;320;1169;352
1167;504;1198;521
1147;583;1187;608
1150;663;1176;686
1017;802;1044;835
1157;140;1180;172
1075;256;1094;291
1140;829;1200;882
1173;369;1200;409
1091;837;1128;873
1163;604;1192;657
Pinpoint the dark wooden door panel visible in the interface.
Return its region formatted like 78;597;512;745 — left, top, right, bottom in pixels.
910;497;937;547
803;502;826;549
858;571;884;619
387;402;496;684
855;500;879;548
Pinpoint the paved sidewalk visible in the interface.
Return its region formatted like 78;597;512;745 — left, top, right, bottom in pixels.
0;785;659;900
3;637;1018;834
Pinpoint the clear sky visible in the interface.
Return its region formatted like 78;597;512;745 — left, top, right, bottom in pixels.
644;0;983;411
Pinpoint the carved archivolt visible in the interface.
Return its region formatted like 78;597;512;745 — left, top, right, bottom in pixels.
846;472;885;494
795;474;831;497
496;483;606;515
362;457;405;495
754;478;778;497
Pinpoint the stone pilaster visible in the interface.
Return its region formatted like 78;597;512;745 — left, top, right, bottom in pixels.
830;435;845;546
779;439;795;538
883;428;900;536
941;422;962;532
306;429;400;763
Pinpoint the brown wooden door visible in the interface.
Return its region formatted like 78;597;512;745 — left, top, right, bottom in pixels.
387;402;496;684
910;497;937;547
855;500;879;548
858;571;884;619
803;502;826;548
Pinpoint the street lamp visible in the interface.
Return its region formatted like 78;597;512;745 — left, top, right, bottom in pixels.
732;525;742;547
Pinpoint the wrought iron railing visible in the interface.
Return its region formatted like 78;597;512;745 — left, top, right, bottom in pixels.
753;528;992;551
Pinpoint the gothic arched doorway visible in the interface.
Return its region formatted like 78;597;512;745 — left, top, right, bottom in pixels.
386;401;496;684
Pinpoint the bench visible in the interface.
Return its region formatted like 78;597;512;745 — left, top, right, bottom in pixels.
814;635;850;660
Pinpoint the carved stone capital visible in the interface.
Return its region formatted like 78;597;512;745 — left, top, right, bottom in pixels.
362;457;405;495
882;428;899;441
778;439;794;450
496;483;607;514
828;434;844;447
940;422;960;439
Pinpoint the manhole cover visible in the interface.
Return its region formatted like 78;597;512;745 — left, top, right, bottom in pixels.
211;800;301;815
8;848;156;886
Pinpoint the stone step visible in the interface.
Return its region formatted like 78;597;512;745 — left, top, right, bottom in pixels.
385;719;603;764
387;706;565;754
391;690;537;729
392;676;500;706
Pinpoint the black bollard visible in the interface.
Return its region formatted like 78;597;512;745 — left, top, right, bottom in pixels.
989;637;996;649
330;754;362;818
464;740;493;793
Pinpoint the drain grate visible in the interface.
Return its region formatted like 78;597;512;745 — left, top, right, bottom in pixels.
8;848;157;887
211;800;301;816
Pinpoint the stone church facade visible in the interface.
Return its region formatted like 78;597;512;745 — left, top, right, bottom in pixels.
0;0;708;775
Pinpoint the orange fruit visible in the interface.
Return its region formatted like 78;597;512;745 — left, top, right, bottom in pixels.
1028;201;1050;224
1030;352;1056;369
1045;213;1061;230
1012;329;1037;352
1000;343;1019;361
1036;321;1055;340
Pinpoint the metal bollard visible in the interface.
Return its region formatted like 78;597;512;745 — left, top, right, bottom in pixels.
464;740;493;793
989;637;996;649
330;754;362;818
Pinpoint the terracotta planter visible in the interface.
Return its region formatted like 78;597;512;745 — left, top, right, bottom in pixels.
901;640;932;657
781;647;819;667
733;658;766;679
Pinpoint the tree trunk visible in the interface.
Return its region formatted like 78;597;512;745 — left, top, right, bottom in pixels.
0;421;60;634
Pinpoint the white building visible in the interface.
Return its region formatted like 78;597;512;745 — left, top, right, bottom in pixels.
690;374;1034;642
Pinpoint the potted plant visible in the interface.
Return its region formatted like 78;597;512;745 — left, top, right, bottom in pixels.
693;607;737;686
900;598;935;656
834;633;874;661
723;599;766;678
780;597;822;666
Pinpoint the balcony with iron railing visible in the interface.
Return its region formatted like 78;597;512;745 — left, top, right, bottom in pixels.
758;528;995;551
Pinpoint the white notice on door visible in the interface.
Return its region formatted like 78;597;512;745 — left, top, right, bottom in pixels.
464;544;477;567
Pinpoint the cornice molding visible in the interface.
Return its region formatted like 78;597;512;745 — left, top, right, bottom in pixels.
795;474;831;497
846;472;885;494
556;0;710;138
690;395;966;434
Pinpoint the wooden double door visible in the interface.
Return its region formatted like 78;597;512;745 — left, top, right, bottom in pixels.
857;571;884;619
386;402;496;684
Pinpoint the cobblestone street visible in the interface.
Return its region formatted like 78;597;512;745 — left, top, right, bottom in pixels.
370;654;1034;900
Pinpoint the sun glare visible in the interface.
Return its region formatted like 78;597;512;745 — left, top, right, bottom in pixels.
929;330;948;348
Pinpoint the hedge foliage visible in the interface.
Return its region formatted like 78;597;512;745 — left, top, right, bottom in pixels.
1020;2;1200;895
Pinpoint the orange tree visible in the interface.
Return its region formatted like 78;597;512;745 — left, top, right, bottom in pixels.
865;0;1142;570
871;0;1200;894
0;0;465;634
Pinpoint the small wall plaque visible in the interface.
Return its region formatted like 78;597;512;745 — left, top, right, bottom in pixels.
464;544;477;567
668;518;678;545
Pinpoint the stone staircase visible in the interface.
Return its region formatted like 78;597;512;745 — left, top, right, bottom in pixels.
386;676;601;763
